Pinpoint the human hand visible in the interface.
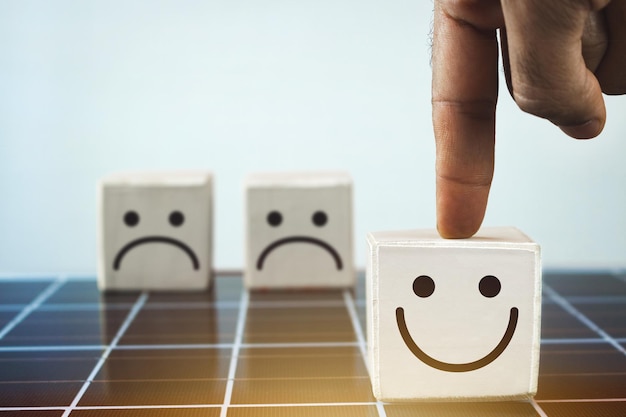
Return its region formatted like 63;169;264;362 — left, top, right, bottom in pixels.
432;0;626;238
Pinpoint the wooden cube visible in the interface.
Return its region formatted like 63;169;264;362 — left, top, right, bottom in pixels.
366;227;541;401
98;171;213;291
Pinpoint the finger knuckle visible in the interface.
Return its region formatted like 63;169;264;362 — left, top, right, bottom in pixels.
513;90;563;120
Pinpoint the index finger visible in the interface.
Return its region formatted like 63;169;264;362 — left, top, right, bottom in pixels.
431;1;502;238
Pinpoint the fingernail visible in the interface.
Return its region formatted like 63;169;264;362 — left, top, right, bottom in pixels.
559;119;602;139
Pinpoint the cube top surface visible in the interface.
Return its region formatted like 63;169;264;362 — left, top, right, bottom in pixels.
368;227;537;250
101;171;213;187
245;171;352;188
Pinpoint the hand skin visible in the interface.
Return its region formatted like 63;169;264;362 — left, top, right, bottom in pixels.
432;0;626;239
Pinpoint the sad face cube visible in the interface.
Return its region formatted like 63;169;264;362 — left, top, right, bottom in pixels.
366;227;541;401
98;171;213;291
244;171;354;289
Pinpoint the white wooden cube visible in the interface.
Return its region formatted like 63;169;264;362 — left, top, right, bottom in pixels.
98;171;213;291
244;171;354;289
366;227;541;401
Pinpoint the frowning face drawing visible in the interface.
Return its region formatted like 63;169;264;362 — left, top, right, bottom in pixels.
99;172;212;291
245;172;354;289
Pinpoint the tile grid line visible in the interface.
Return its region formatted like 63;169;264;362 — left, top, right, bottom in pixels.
343;290;388;417
543;283;626;356
220;290;250;417
530;398;549;417
3;336;626;354
0;401;388;413
1;275;621;414
61;291;149;417
537;398;626;403
0;276;67;340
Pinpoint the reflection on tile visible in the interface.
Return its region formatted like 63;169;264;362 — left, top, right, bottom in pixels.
249;290;344;303
0;411;65;417
79;380;227;406
545;272;626;297
0;311;19;327
231;378;374;404
0;382;83;407
0;280;54;304
384;402;540;417
539;401;626;417
537;374;626;400
119;307;237;345
69;408;220;417
243;307;355;343
226;405;379;417
540;343;626;374
0;308;129;346
569;302;626;338
236;347;368;379
146;290;216;305
0;350;101;382
212;275;244;302
45;281;139;305
96;349;231;380
541;304;598;339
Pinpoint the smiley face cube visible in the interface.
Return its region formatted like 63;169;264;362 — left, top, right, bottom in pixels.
366;227;541;401
98;171;213;291
245;171;354;289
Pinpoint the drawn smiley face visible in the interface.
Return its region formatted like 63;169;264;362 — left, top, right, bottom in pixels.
396;274;518;372
113;209;200;271
255;209;343;271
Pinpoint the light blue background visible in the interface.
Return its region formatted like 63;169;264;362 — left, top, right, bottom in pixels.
1;0;625;273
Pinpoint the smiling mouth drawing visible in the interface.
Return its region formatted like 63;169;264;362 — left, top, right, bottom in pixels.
256;236;343;270
396;306;519;372
113;236;200;270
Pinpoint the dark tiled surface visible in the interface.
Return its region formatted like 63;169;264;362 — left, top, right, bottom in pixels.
236;346;368;379
537;374;626;400
536;343;626;399
226;406;379;417
70;410;220;417
0;382;84;407
248;289;344;303
0;280;54;304
44;281;140;305
540;304;598;339
0;411;64;417
118;306;237;345
243;304;356;343
544;272;626;296
0;272;624;416
568;302;626;338
539;343;626;375
384;402;540;417
0;311;19;327
78;380;227;406
0;350;101;382
0;307;129;346
539;401;626;417
230;377;376;404
95;348;231;380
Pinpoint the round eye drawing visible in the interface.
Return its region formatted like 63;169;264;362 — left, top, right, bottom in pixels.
169;211;185;227
124;211;140;227
479;275;501;298
413;275;435;298
312;210;328;227
267;211;283;227
396;273;518;372
113;210;199;272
